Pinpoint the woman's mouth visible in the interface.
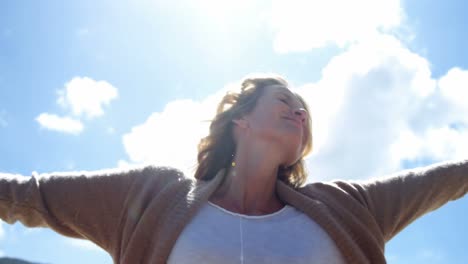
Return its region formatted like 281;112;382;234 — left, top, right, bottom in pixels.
283;117;301;127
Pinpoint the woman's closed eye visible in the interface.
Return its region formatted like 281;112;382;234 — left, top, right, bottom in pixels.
280;98;300;110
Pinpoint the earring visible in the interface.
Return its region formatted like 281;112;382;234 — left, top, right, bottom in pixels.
231;153;236;167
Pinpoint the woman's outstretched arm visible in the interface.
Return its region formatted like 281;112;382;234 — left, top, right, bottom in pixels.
0;166;173;253
352;159;468;241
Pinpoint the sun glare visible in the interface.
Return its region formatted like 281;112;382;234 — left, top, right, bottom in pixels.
195;0;253;22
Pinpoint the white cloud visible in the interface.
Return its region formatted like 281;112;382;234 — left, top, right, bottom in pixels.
270;0;404;53
64;237;102;252
121;87;230;176
295;34;468;181
57;77;118;119
36;76;118;134
438;67;468;111
36;113;84;135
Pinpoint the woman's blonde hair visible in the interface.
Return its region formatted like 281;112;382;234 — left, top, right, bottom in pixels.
194;74;313;188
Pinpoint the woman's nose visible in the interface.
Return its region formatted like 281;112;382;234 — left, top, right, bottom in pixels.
294;108;308;123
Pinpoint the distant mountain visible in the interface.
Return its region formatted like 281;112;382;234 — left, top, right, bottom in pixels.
0;257;43;264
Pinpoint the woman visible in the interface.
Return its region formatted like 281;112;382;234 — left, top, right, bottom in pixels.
0;74;467;264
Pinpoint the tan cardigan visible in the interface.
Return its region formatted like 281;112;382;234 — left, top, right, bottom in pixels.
1;159;467;263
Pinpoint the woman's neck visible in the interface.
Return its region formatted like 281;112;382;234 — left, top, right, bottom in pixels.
209;150;285;215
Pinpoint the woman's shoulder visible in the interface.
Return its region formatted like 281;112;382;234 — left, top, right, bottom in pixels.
118;165;194;200
298;179;369;205
135;165;189;183
299;179;361;192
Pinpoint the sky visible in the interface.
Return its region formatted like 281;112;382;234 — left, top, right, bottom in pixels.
1;0;468;263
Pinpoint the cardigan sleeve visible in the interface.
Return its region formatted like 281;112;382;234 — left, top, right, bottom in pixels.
0;166;174;252
353;159;468;242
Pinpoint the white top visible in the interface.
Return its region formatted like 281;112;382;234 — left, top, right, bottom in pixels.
167;202;346;264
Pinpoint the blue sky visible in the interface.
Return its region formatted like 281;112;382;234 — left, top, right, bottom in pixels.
1;0;467;263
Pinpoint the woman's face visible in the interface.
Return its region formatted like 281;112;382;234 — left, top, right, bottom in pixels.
237;84;308;166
